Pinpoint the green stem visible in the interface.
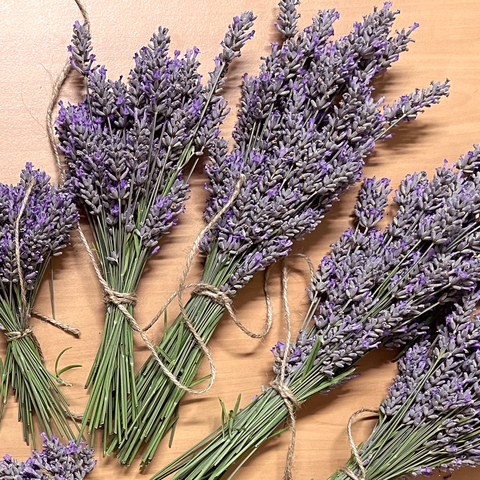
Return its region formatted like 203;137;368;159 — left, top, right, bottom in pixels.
150;360;352;479
79;304;136;444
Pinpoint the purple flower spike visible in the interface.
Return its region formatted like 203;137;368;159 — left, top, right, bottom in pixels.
0;434;96;479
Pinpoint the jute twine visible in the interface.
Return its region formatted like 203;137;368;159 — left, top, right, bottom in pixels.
46;0;90;181
269;258;301;480
340;408;379;480
39;467;55;479
293;253;316;282
7;180;81;363
46;0;275;396
269;253;317;480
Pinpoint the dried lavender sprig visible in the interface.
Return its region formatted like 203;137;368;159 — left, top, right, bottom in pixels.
56;14;254;447
112;1;448;469
0;433;96;479
199;4;447;297
152;144;480;480
0;164;79;448
275;0;301;38
380;80;450;138
328;292;480;480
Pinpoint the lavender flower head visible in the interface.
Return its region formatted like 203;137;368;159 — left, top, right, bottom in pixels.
272;145;480;385
199;1;449;295
0;163;78;312
328;292;480;479
0;433;96;479
56;15;255;256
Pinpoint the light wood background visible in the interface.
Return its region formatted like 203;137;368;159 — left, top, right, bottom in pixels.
0;0;479;479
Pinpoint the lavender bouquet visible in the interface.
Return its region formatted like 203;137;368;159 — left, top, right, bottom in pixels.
110;0;449;467
0;164;79;447
0;433;96;479
328;292;480;480
153;145;480;480
55;15;254;444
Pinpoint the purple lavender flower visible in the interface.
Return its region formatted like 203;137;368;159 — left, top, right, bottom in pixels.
119;0;449;471
0;433;96;479
327;292;480;480
0;164;79;446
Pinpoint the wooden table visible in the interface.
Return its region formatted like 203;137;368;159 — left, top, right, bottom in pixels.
0;0;479;479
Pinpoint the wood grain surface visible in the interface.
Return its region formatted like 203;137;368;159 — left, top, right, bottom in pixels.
0;0;479;479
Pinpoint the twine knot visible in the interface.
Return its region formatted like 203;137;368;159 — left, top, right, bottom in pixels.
103;288;137;307
270;380;301;410
193;280;272;340
5;328;33;342
192;284;232;307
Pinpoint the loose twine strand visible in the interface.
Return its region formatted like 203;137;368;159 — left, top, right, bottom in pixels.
8;180;80;362
340;408;379;480
294;253;316;282
46;0;275;396
15;182;34;324
46;0;90;182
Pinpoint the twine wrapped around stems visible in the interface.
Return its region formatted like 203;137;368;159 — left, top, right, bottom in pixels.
75;174;274;396
267;253;318;480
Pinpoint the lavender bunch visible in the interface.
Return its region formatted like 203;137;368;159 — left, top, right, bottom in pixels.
0;433;96;479
110;1;448;468
328;292;480;480
154;145;480;480
55;15;254;445
0;164;79;447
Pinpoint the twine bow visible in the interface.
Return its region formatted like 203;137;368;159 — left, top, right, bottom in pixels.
340;408;379;480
